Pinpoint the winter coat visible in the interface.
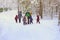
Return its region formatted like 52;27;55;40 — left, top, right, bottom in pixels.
18;11;22;19
15;15;18;20
37;15;40;22
23;16;26;24
30;16;33;23
25;12;31;18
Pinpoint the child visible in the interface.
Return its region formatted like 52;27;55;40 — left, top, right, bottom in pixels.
15;15;18;23
23;16;27;25
36;15;40;23
30;16;33;24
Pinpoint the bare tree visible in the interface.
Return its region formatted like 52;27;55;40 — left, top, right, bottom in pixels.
58;11;60;25
39;0;43;19
36;0;43;19
58;2;60;25
58;6;60;25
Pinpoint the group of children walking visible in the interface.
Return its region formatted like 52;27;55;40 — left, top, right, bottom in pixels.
23;15;33;25
15;11;40;25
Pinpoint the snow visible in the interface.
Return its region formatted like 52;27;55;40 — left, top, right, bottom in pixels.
0;10;60;40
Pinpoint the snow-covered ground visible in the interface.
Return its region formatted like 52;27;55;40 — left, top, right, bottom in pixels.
0;10;60;40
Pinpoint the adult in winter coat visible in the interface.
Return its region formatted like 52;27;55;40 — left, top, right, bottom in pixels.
15;15;18;23
36;15;40;23
18;11;22;23
25;12;31;24
30;16;33;24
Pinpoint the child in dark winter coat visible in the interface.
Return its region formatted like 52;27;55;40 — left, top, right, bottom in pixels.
30;16;33;24
36;15;40;23
15;15;18;23
23;16;27;25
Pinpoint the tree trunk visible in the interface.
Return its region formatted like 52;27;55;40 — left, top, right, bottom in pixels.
18;0;19;14
51;7;53;19
58;11;60;25
56;6;58;15
58;4;60;25
39;0;43;19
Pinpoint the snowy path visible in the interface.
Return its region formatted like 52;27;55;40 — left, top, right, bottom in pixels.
0;10;60;40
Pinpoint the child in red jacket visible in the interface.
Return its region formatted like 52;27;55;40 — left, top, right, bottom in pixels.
15;15;18;23
36;15;40;23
